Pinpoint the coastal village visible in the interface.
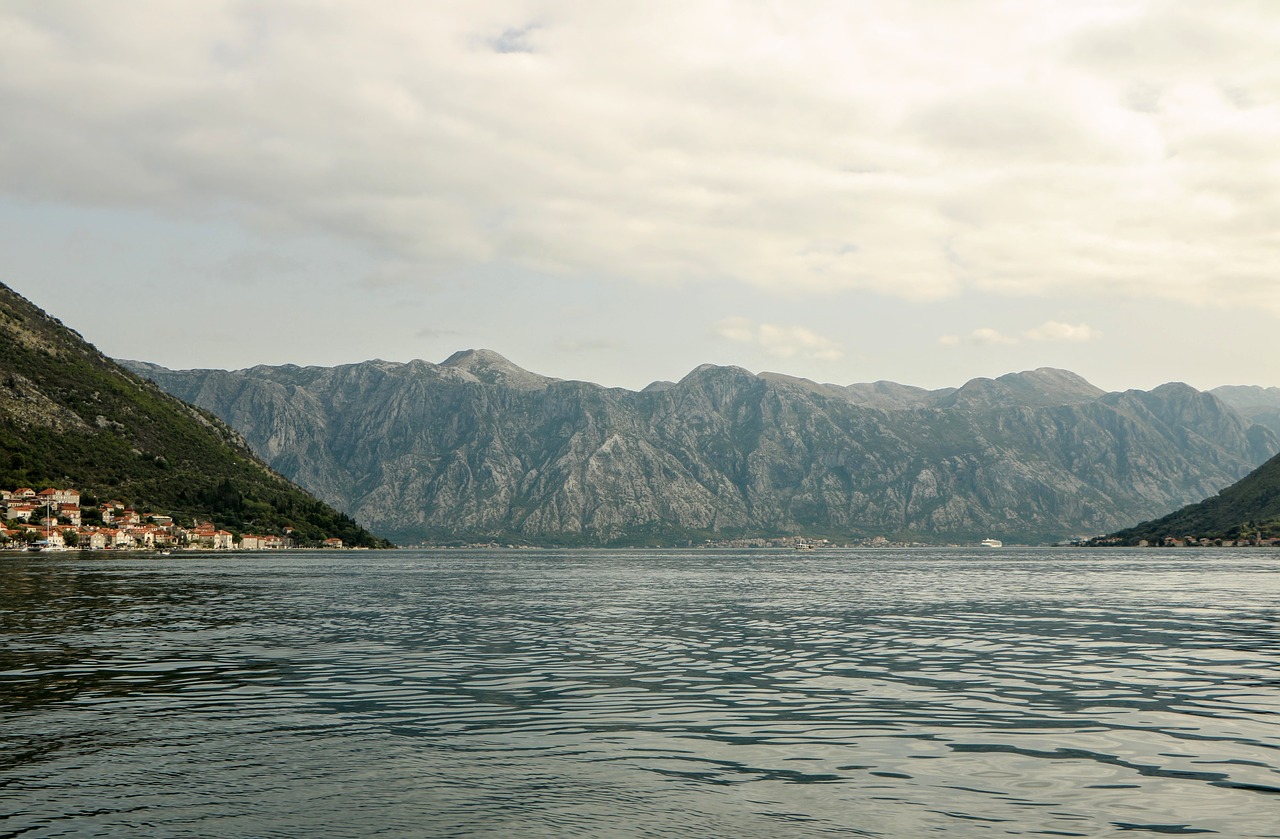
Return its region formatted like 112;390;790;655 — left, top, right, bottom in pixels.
5;485;1275;552
0;486;346;551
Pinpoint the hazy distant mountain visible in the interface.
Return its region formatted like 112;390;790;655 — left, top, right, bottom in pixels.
1211;385;1280;438
123;352;1278;546
0;283;389;547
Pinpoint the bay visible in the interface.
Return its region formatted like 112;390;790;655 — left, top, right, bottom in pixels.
2;548;1279;837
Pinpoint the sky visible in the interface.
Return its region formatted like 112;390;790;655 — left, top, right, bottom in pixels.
2;1;1279;393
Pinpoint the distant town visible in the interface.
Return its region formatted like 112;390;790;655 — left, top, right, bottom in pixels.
1;487;348;551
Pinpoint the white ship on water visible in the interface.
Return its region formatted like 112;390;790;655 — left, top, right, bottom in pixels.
980;538;1003;548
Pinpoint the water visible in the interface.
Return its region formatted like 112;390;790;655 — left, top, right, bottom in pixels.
2;548;1279;838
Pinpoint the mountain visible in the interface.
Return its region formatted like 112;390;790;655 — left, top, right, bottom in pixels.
122;351;1277;546
755;367;1104;411
0;283;391;547
842;367;1105;411
1211;385;1280;438
1107;450;1280;543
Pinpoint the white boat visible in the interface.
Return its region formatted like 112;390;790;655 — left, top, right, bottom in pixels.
30;497;63;551
27;540;68;552
980;538;1003;548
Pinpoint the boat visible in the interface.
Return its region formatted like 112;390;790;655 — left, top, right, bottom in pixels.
27;497;70;552
980;538;1003;548
795;541;815;551
27;540;68;552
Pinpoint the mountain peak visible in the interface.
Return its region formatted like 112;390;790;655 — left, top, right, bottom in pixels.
681;363;757;381
439;349;555;389
441;348;512;366
942;367;1105;409
997;367;1103;393
840;380;948;410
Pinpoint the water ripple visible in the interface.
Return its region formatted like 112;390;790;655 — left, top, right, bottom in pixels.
2;548;1279;837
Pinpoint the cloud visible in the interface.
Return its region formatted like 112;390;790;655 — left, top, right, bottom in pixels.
484;22;541;55
938;327;1019;347
973;327;1020;346
1023;321;1097;343
941;321;1098;346
714;317;844;361
4;2;1280;313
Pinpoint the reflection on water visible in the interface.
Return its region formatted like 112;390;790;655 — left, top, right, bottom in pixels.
2;549;1279;837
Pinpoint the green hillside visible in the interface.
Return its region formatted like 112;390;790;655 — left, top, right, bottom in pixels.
0;282;391;548
1108;452;1280;543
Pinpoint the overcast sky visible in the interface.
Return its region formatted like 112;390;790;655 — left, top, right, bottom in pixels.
3;1;1278;392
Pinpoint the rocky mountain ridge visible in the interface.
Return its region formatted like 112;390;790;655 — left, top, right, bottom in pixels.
123;352;1278;546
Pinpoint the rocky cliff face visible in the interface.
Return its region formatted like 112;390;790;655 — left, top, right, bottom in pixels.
123;353;1278;545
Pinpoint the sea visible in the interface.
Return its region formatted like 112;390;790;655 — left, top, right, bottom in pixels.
2;548;1278;838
